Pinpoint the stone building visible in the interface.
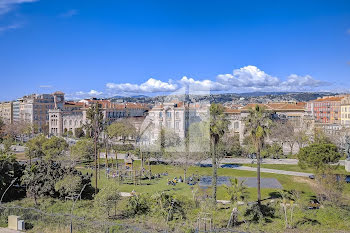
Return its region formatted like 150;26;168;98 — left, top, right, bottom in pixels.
144;101;210;144
49;98;149;137
0;101;13;124
341;96;350;126
11;91;65;132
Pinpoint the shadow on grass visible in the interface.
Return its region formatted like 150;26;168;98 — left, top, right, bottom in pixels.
295;217;320;226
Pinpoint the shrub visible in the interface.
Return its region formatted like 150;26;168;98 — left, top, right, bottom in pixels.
94;184;120;216
244;203;276;224
126;194;150;216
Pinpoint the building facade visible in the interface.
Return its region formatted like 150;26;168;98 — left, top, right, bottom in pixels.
311;95;347;124
49;98;149;137
341;96;350;126
0;101;13;124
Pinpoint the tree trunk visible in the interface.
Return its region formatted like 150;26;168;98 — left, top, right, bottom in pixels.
94;135;98;194
105;138;108;176
148;158;152;181
98;149;100;179
257;147;261;205
140;150;143;170
212;138;217;203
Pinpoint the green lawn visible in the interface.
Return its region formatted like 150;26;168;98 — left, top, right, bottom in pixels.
3;160;350;233
81;159;315;202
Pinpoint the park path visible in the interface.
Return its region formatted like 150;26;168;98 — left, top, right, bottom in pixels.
98;153;345;166
224;165;313;177
0;228;22;233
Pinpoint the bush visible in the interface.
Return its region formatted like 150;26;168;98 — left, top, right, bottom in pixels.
151;192;186;221
244;203;276;224
298;142;340;171
112;144;134;152
126;194;150;216
94;184;120;216
54;175;83;198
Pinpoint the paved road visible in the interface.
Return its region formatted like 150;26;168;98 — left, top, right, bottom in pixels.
222;165;313;177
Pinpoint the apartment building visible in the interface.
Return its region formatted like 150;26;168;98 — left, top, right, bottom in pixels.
311;95;347;124
341;96;350;126
0;101;13;124
49;98;149;137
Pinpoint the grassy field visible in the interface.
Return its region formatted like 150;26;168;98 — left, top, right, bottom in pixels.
80;159;315;202
3;160;350;232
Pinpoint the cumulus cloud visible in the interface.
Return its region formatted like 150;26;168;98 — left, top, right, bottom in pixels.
217;65;280;87
179;76;230;92
0;0;37;15
281;74;327;87
100;66;329;95
72;90;103;99
106;78;178;93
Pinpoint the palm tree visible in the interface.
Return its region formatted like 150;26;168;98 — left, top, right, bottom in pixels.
244;105;271;205
209;104;229;203
225;178;249;227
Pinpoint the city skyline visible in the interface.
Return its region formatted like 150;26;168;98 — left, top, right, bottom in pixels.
1;0;350;101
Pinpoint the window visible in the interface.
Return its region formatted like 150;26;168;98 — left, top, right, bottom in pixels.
175;121;179;129
175;112;179;118
159;112;162;118
166;112;171;118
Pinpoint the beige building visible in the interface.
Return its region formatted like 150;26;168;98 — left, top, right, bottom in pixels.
145;102;210;143
341;96;350;126
49;98;149;137
12;91;65;132
0;101;13;124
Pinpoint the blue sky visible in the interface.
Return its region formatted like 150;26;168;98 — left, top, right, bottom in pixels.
0;0;350;101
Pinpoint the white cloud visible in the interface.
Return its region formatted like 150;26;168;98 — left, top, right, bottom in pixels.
179;76;230;92
71;90;103;99
59;9;78;18
0;0;37;15
217;65;280;87
281;74;326;87
91;66;330;96
0;23;22;33
106;78;178;93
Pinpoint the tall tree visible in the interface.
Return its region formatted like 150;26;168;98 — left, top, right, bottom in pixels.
107;119;136;144
42;136;68;160
0;117;4;139
84;104;104;194
70;138;94;165
25;134;47;165
297;142;341;172
209;104;229;203
0;153;24;202
244;105;271;205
